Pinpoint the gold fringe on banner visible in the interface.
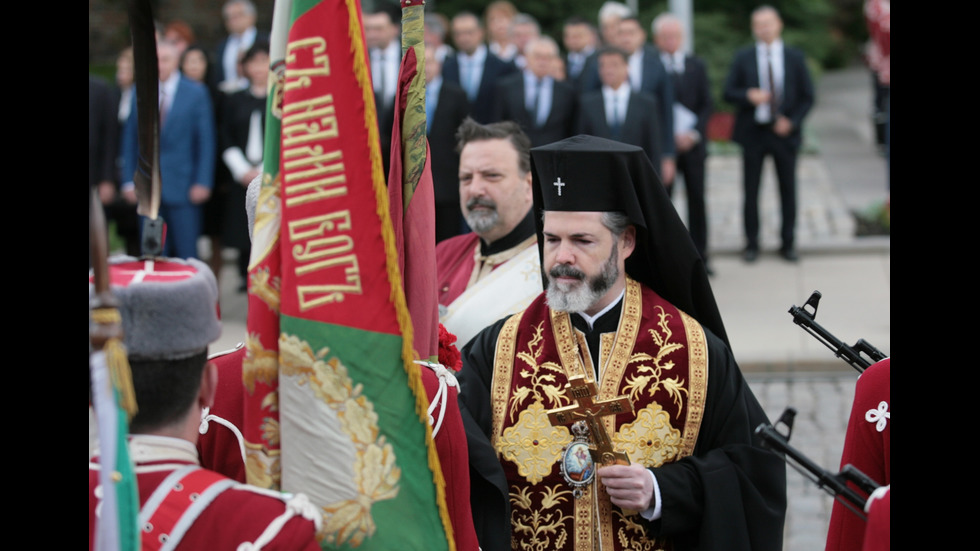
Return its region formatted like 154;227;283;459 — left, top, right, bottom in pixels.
105;338;139;420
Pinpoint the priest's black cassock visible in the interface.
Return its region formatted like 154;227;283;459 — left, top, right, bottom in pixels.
456;135;787;551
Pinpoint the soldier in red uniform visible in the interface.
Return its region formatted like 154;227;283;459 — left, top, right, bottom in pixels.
88;255;322;550
825;358;890;551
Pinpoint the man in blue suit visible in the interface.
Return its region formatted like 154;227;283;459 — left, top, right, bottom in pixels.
441;11;518;124
121;40;217;260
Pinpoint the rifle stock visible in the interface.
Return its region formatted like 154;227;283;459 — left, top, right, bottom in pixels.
788;291;887;373
755;408;881;522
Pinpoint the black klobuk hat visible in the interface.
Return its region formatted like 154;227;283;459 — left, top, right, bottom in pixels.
529;134;729;346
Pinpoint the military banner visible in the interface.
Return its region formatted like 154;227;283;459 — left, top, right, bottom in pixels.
240;0;451;548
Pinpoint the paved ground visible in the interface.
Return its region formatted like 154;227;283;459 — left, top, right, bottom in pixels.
196;62;890;550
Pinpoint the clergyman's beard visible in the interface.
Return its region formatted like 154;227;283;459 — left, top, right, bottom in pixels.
464;197;499;235
546;244;619;313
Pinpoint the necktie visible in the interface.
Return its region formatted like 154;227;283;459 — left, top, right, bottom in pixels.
609;94;621;138
159;89;168;127
375;51;387;107
465;60;479;101
766;46;778;115
570;53;583;78
530;78;544;127
665;55;678;88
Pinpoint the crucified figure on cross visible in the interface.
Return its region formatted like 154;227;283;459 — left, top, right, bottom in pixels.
547;374;633;467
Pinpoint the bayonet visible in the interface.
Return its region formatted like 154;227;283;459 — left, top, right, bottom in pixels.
127;0;165;257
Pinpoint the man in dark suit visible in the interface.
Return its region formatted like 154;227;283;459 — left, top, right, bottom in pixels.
424;47;470;243
653;13;714;274
580;15;675;185
121;41;217;260
90;74;120;264
364;2;402;181
561;16;598;92
90;75;119;204
492;36;577;147
724;5;814;262
576;46;661;167
442;11;518;124
213;0;269;93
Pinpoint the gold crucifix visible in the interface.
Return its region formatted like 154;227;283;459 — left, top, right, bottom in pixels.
547;374;633;467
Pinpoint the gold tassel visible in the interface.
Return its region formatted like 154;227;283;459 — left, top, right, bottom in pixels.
105;338;139;420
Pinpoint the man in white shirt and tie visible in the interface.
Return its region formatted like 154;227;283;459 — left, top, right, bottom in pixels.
575;46;661;167
120;40;217;260
492;36;577;147
214;0;268;93
561;16;598;90
723;5;815;263
365;4;401;110
364;2;402;180
443;11;518;124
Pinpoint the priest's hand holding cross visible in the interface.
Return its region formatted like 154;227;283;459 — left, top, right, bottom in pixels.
547;375;651;514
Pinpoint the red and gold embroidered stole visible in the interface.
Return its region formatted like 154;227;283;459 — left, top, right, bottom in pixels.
489;278;708;550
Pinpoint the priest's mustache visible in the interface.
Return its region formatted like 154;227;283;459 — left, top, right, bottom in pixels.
466;197;497;212
549;264;586;281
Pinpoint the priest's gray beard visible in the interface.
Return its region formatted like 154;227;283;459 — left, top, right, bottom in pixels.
464;197;498;234
546;242;619;313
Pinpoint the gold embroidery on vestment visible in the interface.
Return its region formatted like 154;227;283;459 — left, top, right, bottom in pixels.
615;509;667;550
621;304;689;416
495;320;576;480
497;401;572;483
510;484;576;549
679;310;708;457
491;312;523;447
493;279;710;551
613;403;682;467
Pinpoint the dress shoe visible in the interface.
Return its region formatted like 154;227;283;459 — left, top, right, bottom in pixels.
742;248;758;263
779;248;799;262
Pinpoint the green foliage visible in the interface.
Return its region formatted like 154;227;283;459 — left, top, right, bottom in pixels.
90;63;117;84
692;11;747;115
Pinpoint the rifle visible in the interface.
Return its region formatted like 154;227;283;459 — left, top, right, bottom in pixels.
755;408;882;522
788;291;887;373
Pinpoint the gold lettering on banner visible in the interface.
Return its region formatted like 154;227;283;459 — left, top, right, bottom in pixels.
285;37;330;91
288;211;363;310
283;147;347;206
283;95;339;146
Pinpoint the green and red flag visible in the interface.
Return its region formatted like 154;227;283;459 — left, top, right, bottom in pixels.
240;0;452;548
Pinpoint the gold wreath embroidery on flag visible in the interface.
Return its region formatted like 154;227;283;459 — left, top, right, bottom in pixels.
277;332;401;547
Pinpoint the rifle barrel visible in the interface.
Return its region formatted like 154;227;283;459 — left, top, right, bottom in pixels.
755;421;875;520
